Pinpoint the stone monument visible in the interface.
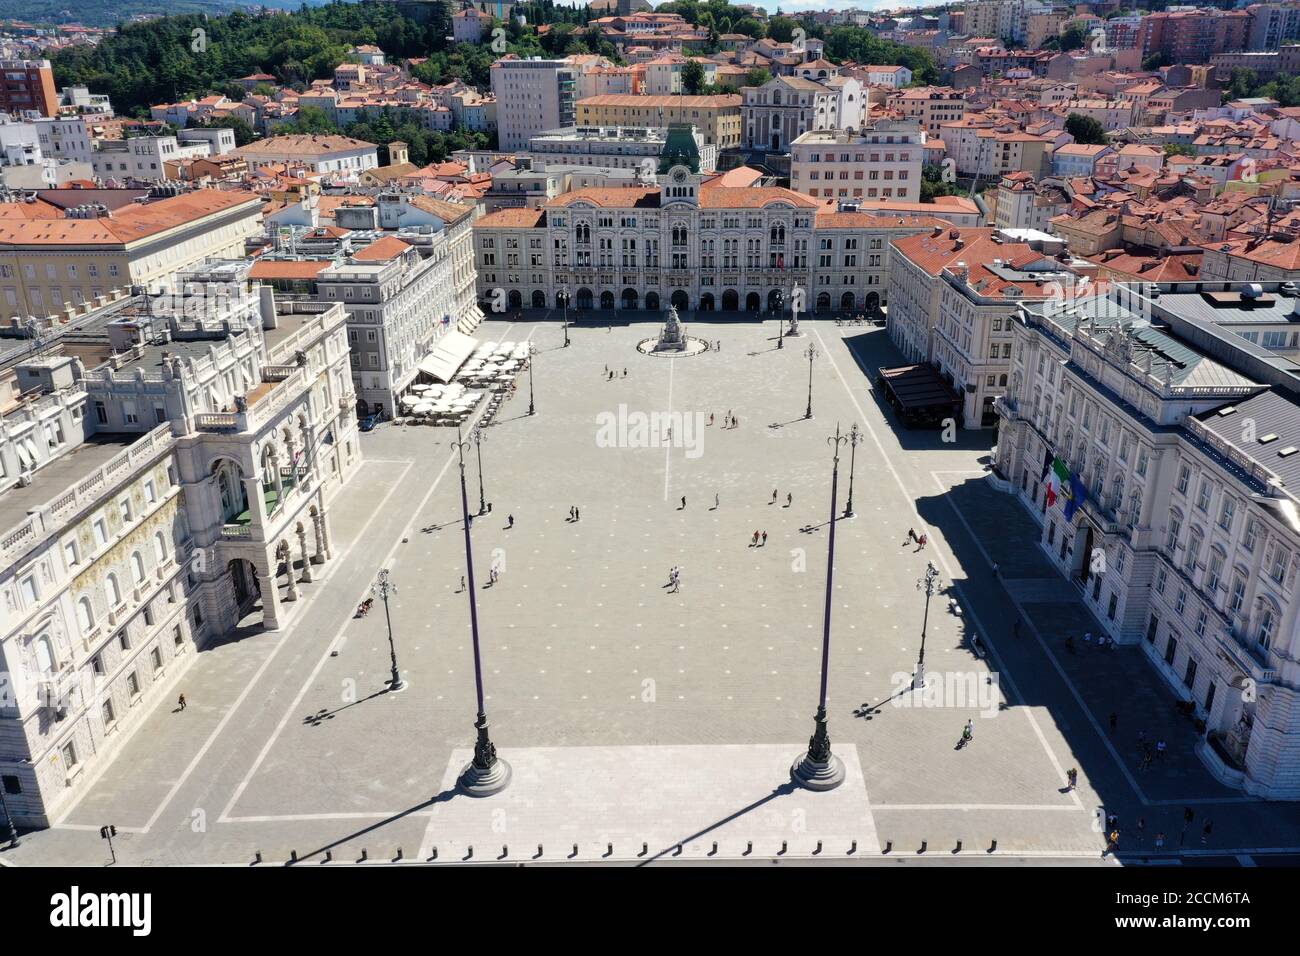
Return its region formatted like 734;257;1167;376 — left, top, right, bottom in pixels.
653;304;687;353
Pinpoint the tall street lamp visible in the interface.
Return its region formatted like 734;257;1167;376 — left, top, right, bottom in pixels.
804;344;819;420
472;425;488;516
0;780;20;849
527;343;537;417
374;568;404;693
791;424;849;792
774;289;785;349
453;428;511;796
914;562;941;691
844;423;861;518
558;291;570;348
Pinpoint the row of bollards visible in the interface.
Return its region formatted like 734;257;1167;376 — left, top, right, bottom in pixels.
262;837;1001;865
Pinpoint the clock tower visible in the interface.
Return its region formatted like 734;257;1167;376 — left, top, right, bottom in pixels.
657;123;702;206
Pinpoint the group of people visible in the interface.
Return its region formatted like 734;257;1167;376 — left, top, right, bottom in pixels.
771;490;793;507
749;530;769;547
666;566;682;594
603;365;628;381
904;527;928;550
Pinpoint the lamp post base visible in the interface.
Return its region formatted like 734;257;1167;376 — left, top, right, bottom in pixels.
456;714;511;796
790;751;845;791
457;756;512;797
790;706;845;791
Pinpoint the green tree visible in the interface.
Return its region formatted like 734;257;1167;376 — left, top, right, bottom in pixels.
745;67;771;87
1065;112;1108;146
682;59;706;95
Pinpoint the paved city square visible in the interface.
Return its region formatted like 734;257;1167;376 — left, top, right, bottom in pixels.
8;317;1300;867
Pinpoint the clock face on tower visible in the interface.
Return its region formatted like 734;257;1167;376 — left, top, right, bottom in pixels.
670;165;689;184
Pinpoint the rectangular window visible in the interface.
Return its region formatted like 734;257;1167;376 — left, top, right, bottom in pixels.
1164;634;1178;666
102;699;115;726
127;671;140;697
62;741;78;768
1184;656;1197;689
151;647;163;671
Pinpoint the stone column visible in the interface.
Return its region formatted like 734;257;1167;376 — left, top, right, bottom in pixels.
282;543;300;603
318;502;333;560
242;475;268;532
260;561;283;630
311;512;326;565
297;525;313;584
285;435;297;488
271;454;284;507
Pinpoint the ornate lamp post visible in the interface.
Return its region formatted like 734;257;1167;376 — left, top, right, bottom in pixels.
374;568;404;693
804;344;819;420
472;425;488;516
914;562;941;691
453;428;511;796
844;423;861;518
559;290;571;348
0;781;20;849
527;343;537;417
791;424;849;792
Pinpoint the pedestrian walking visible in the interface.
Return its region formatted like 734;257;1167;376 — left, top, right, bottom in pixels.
714;493;720;509
1084;631;1093;644
733;415;738;428
1109;712;1118;732
1201;820;1213;845
1106;812;1118;831
507;514;514;528
1105;829;1120;857
459;575;466;592
917;533;927;550
991;562;1000;579
752;530;760;547
1065;767;1077;790
575;507;580;521
1155;831;1165;850
1137;817;1146;841
1156;738;1167;760
623;368;627;377
906;527;917;544
709;413;715;426
772;489;778;504
177;693;187;712
786;492;793;507
761;531;768;547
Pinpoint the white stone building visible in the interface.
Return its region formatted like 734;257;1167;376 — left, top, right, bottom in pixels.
0;262;362;828
741;74;863;153
994;283;1300;798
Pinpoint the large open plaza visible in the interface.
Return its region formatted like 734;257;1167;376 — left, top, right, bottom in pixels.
7;316;1300;867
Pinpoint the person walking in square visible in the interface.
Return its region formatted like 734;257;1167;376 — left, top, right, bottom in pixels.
1156;738;1167;760
177;693;187;712
786;492;793;507
575;507;581;521
761;531;768;547
507;514;514;529
917;533;927;550
752;530;759;547
680;495;686;510
1065;767;1077;791
772;489;778;504
1154;831;1165;850
714;493;719;509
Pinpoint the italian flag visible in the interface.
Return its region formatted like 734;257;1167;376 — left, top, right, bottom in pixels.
1045;457;1070;507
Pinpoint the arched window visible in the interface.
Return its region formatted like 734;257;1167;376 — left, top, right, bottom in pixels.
154;531;168;563
1127;490;1142;529
132;551;146;584
34;634;55;677
1257;605;1277;650
78;596;95;633
107;573;122;608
